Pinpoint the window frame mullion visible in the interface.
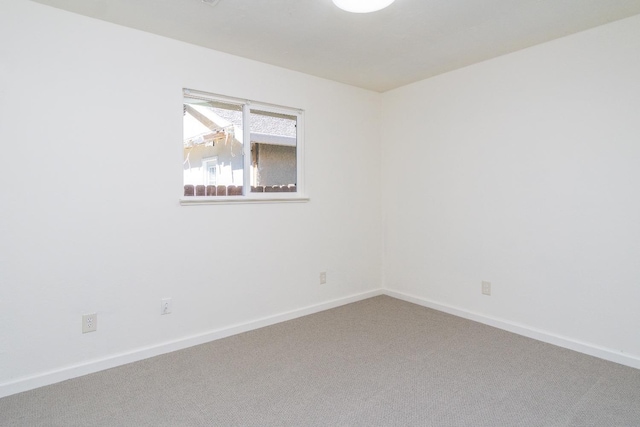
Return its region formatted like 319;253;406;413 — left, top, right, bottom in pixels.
242;103;251;195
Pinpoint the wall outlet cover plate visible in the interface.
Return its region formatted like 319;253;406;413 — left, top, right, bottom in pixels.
82;313;97;333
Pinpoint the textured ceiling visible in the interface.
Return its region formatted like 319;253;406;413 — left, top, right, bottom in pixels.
30;0;640;92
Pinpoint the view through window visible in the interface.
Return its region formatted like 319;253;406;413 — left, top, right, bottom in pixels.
183;90;302;199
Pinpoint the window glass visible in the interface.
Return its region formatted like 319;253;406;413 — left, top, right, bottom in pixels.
250;109;297;193
183;99;243;196
182;89;304;201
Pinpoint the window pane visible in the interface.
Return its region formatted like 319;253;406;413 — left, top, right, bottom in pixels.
183;98;244;196
249;109;297;193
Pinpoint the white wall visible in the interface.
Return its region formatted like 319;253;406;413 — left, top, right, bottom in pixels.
382;14;640;363
0;0;382;394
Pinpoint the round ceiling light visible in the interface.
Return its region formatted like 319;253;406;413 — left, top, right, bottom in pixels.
332;0;395;13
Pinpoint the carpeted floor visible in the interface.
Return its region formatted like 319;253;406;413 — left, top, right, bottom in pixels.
1;295;640;426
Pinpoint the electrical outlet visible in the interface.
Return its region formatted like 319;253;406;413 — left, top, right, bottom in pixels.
82;313;97;333
319;272;327;285
161;298;172;315
482;281;491;296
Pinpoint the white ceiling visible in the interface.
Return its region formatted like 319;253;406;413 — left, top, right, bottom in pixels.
31;0;640;92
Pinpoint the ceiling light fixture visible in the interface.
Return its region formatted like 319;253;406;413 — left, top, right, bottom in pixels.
332;0;395;13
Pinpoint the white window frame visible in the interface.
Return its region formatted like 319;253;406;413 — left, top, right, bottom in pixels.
180;89;307;205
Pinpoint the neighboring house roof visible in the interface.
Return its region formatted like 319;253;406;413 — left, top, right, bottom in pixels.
183;105;241;148
185;104;296;148
249;111;296;147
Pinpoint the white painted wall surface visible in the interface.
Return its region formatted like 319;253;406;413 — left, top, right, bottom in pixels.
0;0;382;393
382;15;640;360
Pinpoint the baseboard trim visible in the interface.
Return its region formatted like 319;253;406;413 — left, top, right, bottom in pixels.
5;287;636;398
0;289;384;398
384;289;640;370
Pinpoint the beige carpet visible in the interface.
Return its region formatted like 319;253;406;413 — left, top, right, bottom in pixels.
2;295;639;426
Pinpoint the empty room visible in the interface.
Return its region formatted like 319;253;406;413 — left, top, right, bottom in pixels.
1;0;640;425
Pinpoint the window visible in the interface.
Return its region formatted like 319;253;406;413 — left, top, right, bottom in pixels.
203;157;218;186
182;89;305;203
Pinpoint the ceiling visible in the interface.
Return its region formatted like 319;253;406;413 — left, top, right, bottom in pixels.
31;0;640;92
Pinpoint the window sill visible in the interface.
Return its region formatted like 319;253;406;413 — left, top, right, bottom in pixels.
179;194;310;206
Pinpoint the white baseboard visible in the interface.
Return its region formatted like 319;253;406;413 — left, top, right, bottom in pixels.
384;288;640;370
0;289;384;398
4;287;637;399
